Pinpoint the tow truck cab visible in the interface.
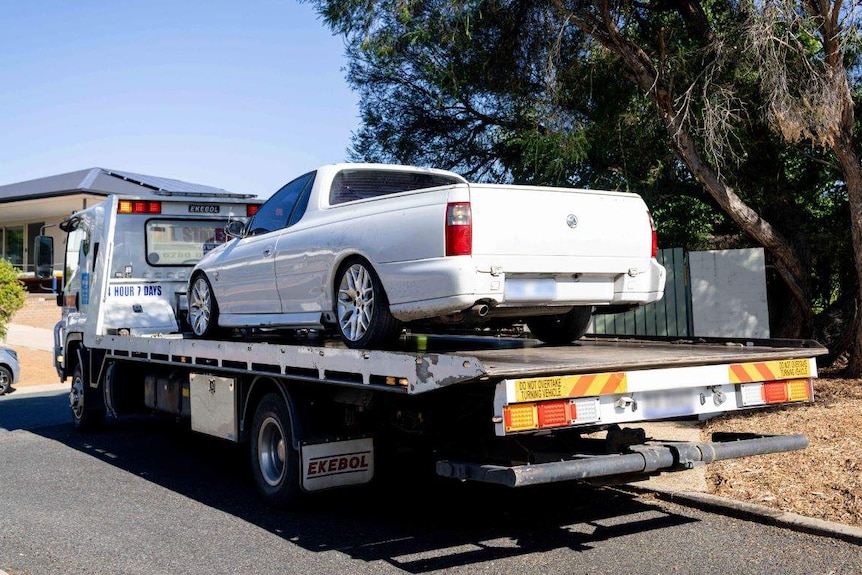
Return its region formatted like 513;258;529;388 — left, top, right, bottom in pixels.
38;192;261;379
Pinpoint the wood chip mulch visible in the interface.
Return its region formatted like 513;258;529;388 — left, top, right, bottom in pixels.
704;376;862;528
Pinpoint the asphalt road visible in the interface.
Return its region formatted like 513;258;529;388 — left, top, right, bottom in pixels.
1;389;860;575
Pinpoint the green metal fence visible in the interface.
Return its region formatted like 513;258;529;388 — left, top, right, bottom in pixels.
590;247;692;337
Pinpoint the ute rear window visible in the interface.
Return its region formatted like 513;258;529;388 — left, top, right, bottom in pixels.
329;169;461;205
144;220;228;266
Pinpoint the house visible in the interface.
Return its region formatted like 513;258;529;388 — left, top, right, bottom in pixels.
0;168;244;279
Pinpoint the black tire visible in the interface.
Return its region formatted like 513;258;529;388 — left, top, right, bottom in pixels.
0;365;11;395
250;393;302;507
188;274;220;338
70;362;105;431
526;306;593;345
334;257;402;349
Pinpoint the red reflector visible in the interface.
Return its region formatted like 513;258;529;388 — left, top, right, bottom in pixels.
445;202;472;256
537;401;569;428
762;382;789;404
247;204;260;216
140;201;161;214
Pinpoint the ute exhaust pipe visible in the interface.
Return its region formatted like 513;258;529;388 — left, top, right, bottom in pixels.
472;303;490;317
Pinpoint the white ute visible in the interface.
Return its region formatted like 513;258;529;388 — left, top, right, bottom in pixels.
188;164;666;348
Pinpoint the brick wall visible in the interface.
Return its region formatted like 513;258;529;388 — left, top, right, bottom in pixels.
11;294;61;330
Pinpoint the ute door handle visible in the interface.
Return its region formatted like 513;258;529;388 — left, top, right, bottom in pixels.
263;248;273;257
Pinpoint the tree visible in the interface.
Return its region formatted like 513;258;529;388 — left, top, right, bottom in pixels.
0;259;26;340
740;0;862;371
311;0;860;361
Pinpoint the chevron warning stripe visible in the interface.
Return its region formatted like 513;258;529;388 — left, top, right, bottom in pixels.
729;359;811;384
512;372;628;403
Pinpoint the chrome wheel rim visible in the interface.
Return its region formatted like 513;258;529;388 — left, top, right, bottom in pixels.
258;416;286;487
189;277;212;335
70;373;85;420
337;263;374;342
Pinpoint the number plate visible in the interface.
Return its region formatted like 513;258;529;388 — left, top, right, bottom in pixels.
641;389;695;419
505;278;555;302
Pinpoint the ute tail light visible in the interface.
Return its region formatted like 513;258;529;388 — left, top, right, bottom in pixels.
647;210;658;258
247;204;260;217
446;202;472;256
118;200;162;214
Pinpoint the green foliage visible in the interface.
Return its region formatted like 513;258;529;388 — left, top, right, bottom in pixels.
310;0;743;246
0;259;26;340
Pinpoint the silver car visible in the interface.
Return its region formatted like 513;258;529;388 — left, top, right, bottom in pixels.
0;346;19;395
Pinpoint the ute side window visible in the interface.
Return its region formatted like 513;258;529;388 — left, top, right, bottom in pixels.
248;172;315;236
329;170;461;205
286;173;316;227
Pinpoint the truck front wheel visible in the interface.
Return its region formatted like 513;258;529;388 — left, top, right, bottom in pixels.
250;393;301;507
70;363;105;431
0;365;12;395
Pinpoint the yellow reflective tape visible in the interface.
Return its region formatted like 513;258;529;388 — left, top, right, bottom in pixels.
512;372;627;403
729;359;811;384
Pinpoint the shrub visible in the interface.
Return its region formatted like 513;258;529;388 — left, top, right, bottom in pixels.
0;259;26;339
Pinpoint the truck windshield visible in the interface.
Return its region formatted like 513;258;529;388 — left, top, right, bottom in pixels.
144;220;228;266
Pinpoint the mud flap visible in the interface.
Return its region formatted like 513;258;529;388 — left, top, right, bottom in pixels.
300;437;375;492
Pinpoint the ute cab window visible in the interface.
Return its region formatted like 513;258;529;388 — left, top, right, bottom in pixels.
329;169;460;205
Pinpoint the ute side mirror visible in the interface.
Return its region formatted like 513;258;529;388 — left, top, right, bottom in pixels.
34;236;54;279
225;219;246;238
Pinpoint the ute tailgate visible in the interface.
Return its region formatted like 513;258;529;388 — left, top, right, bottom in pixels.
467;183;652;274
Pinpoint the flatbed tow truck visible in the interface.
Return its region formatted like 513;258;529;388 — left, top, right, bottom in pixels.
36;190;827;506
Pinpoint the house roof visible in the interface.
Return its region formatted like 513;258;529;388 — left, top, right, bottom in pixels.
0;168;254;203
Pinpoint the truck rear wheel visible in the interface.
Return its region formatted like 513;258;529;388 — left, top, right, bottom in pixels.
70;362;105;430
250;393;301;507
526;306;593;345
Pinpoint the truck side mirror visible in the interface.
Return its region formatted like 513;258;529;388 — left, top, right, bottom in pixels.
225;220;245;238
34;236;54;279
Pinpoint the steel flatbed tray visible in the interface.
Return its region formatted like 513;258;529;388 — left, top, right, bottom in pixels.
85;329;827;395
464;335;826;379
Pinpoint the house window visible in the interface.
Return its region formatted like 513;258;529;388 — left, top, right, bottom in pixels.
1;226;24;269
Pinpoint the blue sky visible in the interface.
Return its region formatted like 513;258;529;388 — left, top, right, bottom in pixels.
0;0;358;198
